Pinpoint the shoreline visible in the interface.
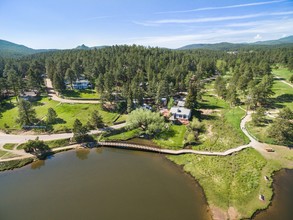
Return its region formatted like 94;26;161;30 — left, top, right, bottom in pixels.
0;145;292;220
250;168;292;219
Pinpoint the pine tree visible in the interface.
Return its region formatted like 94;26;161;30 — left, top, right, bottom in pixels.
89;110;104;128
16;99;37;126
73;119;89;143
46;107;58;124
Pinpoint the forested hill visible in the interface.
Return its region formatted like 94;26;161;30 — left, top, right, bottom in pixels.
0;39;59;58
0;39;36;58
178;35;293;50
0;39;108;58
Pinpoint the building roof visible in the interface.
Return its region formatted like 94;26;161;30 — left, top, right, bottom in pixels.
73;80;90;84
177;101;185;107
170;107;191;116
20;91;37;97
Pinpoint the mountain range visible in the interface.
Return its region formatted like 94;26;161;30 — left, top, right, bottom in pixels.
178;36;293;50
1;36;293;58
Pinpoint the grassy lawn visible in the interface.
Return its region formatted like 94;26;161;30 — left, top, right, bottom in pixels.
271;80;293;109
246;76;292;146
273;67;293;82
103;129;140;141
168;148;271;219
0;150;18;159
246;121;275;144
45;138;71;149
3;143;16;150
0;96;122;132
17;138;71;150
62;89;100;99
154;125;186;150
195;83;249;151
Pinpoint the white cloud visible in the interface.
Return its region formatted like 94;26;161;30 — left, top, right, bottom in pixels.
124;18;293;48
156;0;286;14
254;34;262;40
143;11;293;25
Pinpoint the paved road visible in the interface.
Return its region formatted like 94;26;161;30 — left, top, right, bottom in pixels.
0;123;126;144
0;108;278;163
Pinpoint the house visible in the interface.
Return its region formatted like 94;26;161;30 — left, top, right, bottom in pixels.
20;91;38;101
72;80;91;90
170;106;191;121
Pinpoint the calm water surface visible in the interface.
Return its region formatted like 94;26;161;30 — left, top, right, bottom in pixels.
253;169;293;220
0;148;211;220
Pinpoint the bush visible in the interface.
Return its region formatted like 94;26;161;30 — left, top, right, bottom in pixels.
23;138;50;154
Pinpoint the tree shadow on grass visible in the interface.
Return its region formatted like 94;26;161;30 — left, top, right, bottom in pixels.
62;90;80;98
156;128;176;140
0;101;15;113
198;98;223;110
200;114;217;121
268;94;293;108
55;118;66;124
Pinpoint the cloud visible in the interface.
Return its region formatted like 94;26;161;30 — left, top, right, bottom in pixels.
254;34;262;40
144;11;293;25
126;18;293;48
156;0;286;14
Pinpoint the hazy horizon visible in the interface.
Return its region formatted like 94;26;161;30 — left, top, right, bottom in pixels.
1;0;293;49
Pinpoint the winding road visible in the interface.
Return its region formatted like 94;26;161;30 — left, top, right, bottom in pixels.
1;74;291;163
0;108;261;162
45;78;101;104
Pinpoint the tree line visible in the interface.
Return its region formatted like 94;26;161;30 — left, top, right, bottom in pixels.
0;45;292;112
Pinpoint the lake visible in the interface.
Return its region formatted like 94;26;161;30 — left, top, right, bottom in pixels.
253;169;293;220
0;148;211;220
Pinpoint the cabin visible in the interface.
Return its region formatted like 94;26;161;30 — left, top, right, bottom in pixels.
72;80;91;90
20;91;38;101
170;106;191;121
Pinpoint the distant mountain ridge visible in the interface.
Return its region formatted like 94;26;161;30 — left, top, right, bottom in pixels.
0;39;59;58
0;40;107;58
178;35;293;50
1;35;293;58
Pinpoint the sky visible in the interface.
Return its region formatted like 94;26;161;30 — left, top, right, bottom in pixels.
0;0;293;49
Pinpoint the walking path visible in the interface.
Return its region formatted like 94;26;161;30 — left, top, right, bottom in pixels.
274;76;293;89
0;108;256;162
97;141;250;156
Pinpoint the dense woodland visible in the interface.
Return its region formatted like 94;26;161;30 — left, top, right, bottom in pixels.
0;45;293;112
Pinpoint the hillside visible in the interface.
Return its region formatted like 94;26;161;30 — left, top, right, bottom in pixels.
0;39;37;58
178;35;293;50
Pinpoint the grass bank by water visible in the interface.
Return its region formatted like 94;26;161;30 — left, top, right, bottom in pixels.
168;148;279;219
0;158;34;172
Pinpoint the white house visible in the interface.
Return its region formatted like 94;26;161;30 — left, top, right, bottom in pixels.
170;106;191;120
72;80;91;90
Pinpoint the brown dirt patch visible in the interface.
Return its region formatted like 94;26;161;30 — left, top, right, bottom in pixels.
228;207;239;220
210;205;227;220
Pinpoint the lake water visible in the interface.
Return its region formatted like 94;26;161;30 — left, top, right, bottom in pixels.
253;169;293;220
0;148;211;220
